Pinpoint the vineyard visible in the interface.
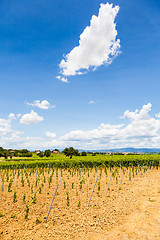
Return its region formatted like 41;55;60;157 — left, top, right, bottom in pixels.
0;154;160;239
0;153;160;169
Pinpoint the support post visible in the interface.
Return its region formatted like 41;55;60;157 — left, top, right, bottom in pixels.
0;176;4;200
105;172;112;197
87;176;98;207
45;184;59;223
118;170;125;190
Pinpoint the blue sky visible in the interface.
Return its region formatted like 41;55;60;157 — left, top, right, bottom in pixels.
0;0;160;150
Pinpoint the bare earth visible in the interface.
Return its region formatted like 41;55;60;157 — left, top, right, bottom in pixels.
0;167;160;240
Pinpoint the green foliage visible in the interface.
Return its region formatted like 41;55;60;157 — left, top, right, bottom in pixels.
39;187;42;194
4;152;8;159
23;193;26;202
79;180;82;190
27;179;30;187
0;153;160;170
66;191;70;207
18;149;32;157
31;193;37;204
62;147;79;159
21;174;24;187
31;184;33;194
116;176;118;184
35;217;41;224
48;175;52;188
77;200;81;208
98;182;100;191
13;190;17;203
0;212;4;217
44;150;51;157
81;151;87;156
8;180;13;192
24;205;29;219
37;152;44;158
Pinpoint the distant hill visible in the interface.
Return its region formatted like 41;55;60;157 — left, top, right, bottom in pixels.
86;148;160;153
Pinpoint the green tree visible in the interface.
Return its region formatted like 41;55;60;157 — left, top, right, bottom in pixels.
44;150;51;157
0;151;4;157
81;151;87;156
4;152;8;159
62;147;79;159
53;149;59;152
38;152;44;158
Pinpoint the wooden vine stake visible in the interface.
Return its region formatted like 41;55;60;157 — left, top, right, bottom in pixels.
87;176;98;207
118;169;125;190
60;170;61;187
45;184;59;223
0;176;4;200
105;172;112;197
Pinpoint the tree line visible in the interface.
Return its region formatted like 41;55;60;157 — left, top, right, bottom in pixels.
0;146;88;159
0;147;32;159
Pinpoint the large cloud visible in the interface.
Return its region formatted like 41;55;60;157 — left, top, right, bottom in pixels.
0;117;23;148
58;103;160;146
2;103;160;150
58;2;120;81
20;110;44;125
45;103;160;149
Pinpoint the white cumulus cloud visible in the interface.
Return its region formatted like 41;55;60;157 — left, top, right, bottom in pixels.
26;100;55;110
45;131;56;138
0;117;23;148
121;103;152;120
20;110;44;125
2;103;160;150
17;113;22;118
56;76;69;83
8;113;16;120
155;112;160;118
59;2;120;78
56;103;160;149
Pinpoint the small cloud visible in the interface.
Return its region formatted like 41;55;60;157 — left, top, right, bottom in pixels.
8;113;16;120
17;114;22;118
88;100;94;104
155;113;160;118
56;76;69;83
45;131;56;138
20;110;44;125
26;100;55;110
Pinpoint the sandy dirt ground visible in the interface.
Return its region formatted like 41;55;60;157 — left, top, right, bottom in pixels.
0;167;160;240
